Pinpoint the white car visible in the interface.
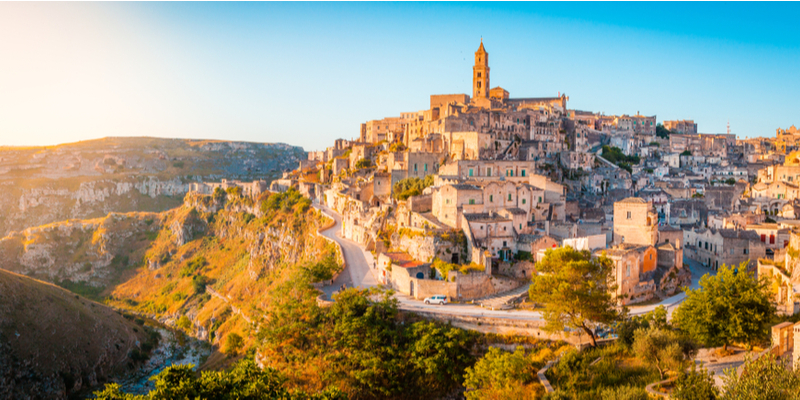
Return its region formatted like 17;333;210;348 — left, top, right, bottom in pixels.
424;295;448;305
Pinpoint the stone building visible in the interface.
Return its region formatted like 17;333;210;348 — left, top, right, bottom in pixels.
663;119;698;134
594;244;658;305
683;227;766;270
613;197;658;246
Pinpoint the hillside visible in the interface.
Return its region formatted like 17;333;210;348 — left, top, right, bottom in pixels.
0;137;304;236
0;188;339;365
0;269;155;400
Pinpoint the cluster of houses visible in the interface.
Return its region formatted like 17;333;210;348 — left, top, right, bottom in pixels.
274;41;800;314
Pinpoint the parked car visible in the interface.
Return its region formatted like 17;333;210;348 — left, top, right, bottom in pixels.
424;295;448;305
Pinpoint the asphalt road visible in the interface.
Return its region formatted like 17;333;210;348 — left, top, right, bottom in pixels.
315;204;715;322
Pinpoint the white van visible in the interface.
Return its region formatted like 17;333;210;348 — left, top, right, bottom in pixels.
424;295;448;305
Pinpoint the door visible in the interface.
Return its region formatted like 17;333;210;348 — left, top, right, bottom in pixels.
409;281;414;297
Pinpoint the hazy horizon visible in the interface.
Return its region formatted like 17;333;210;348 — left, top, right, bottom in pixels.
2;2;800;151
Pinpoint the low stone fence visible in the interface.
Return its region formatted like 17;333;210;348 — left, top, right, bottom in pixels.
538;359;559;393
410;310;587;344
644;377;674;398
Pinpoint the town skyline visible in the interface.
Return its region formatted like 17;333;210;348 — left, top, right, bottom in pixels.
1;2;800;150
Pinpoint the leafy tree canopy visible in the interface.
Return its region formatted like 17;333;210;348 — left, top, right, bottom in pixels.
632;326;697;380
672;364;719;400
92;358;346;400
672;262;776;350
529;247;625;347
392;175;434;201
721;352;800;400
463;346;555;400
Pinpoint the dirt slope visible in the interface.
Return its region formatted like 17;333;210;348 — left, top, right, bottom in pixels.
0;269;152;399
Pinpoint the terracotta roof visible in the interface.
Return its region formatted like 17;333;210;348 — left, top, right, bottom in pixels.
384;252;425;268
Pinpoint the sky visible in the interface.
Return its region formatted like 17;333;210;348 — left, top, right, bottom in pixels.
1;2;799;151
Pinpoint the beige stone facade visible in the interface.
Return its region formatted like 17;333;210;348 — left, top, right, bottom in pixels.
613;197;658;246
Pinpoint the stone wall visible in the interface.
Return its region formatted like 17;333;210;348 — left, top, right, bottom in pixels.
411;278;457;300
498;260;536;279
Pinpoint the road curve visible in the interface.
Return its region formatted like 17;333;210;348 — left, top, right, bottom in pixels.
314;204;706;322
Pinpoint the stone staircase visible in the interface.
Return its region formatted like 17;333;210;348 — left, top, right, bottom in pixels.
476;283;531;310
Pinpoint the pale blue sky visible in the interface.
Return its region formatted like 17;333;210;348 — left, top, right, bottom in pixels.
1;2;799;151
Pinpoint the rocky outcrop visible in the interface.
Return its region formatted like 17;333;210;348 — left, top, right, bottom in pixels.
0;137;305;237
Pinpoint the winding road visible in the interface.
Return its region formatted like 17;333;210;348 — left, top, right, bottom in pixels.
315;204;714;322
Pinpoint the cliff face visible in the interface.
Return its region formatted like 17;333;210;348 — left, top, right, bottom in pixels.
0;137;305;237
0;269;153;400
0;189;338;362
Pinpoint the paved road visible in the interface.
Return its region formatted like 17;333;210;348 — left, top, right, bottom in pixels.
317;205;377;298
315;204;716;322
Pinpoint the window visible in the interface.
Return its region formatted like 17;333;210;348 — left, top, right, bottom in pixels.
469;199;475;205
508;193;512;201
521;170;526;177
446;199;450;204
520;224;522;230
627;211;632;219
705;242;708;250
770;234;775;244
487;167;492;176
414;163;418;172
490;195;493;202
538;197;542;203
626;261;631;277
522;199;526;205
469;168;473;177
744;248;748;255
424;163;428;172
477;72;481;78
761;234;766;243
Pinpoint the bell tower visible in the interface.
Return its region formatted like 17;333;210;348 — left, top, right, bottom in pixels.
473;39;489;100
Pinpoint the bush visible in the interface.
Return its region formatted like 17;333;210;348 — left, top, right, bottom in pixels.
176;315;192;331
392;175;434;201
260;187;311;215
463;347;548;400
223;332;244;355
599;385;649;400
355;158;372;169
192;275;208;295
672;365;719;400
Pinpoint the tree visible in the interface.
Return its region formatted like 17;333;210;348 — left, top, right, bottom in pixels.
463;347;546;400
406;321;478;395
392;175;434;201
725;178;736;185
223;332;244;355
656;123;671;139
721;352;800;400
616;306;668;348
672;262;776;351
529;247;624;347
632;326;697;380
355;158;372;169
672;364;719;400
681;150;692;156
93;359;347;400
